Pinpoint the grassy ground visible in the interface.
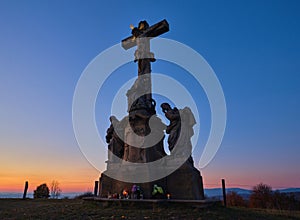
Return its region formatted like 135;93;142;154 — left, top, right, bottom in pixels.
0;199;300;220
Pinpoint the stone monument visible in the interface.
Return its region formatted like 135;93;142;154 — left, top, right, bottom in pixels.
99;19;204;200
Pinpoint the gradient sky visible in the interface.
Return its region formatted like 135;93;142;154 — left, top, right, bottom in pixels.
1;0;300;193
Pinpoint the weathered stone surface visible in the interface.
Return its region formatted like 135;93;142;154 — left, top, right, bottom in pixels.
99;160;204;200
166;162;204;200
99;172;167;199
99;20;204;200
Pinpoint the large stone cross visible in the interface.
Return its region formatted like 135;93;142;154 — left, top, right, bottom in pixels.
122;19;169;106
122;19;169;50
122;19;169;76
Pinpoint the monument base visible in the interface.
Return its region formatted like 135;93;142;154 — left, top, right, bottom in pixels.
99;160;204;200
99;172;167;199
165;162;204;200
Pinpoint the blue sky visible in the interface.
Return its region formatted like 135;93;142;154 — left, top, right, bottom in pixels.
0;0;299;191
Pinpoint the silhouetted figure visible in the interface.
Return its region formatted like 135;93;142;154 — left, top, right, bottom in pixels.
106;116;124;162
161;103;196;165
161;103;180;152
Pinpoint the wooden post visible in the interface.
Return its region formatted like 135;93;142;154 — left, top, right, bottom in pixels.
94;181;99;197
222;179;226;207
199;175;205;200
23;181;28;199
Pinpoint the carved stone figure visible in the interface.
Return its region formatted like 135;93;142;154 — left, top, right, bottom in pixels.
126;76;157;132
123;123;146;162
161;103;180;152
126;77;153;113
161;103;196;163
131;20;155;65
105;116;124;162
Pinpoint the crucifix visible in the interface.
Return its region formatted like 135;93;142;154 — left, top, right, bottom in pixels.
101;19;205;200
122;20;169;107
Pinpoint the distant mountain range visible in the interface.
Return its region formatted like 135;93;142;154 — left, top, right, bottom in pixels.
0;192;80;199
1;188;300;199
204;188;300;199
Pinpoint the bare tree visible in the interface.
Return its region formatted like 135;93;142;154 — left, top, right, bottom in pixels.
50;180;62;199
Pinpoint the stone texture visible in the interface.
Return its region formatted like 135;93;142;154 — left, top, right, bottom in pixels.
166;162;204;200
99;20;204;200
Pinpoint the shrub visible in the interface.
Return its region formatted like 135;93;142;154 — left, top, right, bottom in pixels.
249;183;272;209
227;191;247;207
272;191;299;210
34;183;50;199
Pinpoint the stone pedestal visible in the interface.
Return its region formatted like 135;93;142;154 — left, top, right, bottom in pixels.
99;171;167;199
166;162;204;200
99;158;205;200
